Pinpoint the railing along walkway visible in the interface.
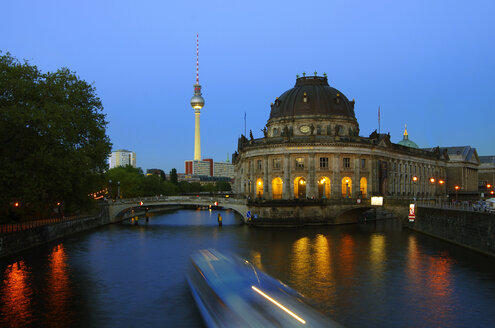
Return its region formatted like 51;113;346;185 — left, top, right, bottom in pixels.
0;215;81;234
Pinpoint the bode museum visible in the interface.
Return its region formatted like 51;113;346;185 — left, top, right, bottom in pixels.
232;74;491;203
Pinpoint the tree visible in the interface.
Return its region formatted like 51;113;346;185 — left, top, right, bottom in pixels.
0;52;112;219
215;181;232;192
106;166;144;199
170;168;178;185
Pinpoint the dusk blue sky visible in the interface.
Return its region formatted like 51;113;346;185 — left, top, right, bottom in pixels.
2;0;495;173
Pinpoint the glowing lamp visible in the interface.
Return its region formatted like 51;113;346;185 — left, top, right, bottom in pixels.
487;184;492;189
430;177;435;183
455;185;460;191
439;180;445;185
412;176;418;182
14;202;19;207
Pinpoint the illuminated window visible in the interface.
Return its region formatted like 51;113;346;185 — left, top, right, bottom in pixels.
295;157;305;169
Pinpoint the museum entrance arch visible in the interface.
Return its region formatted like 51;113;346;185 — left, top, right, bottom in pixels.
360;177;367;198
256;178;263;198
342;177;352;198
272;177;283;199
318;176;331;198
294;177;306;199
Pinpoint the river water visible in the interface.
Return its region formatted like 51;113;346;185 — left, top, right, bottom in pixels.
1;209;495;327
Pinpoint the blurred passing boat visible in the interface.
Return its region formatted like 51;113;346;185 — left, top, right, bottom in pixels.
186;249;343;328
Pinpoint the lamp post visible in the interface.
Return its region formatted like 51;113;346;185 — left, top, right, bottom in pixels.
108;180;112;200
412;176;418;201
117;181;121;200
455;185;460;204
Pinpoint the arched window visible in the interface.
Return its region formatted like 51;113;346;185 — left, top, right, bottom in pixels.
360;177;367;198
272;177;283;200
294;177;306;199
256;178;263;197
318;176;331;198
341;177;352;198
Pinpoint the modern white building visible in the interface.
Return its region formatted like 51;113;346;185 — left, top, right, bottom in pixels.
214;161;235;178
109;149;136;169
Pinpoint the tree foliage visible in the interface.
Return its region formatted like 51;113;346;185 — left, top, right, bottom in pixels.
105;166;231;198
170;168;178;185
106;166;178;198
0;52;112;219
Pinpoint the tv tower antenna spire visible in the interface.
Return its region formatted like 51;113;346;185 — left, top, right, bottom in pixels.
190;34;205;161
196;33;199;84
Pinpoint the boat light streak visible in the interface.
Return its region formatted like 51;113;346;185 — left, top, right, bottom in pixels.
251;286;306;324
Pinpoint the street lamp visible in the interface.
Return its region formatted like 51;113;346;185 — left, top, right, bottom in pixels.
412;176;418;200
117;181;121;199
345;178;350;198
455;185;460;203
108;179;112;200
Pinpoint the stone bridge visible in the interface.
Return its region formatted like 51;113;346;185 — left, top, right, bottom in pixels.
107;196;249;223
247;198;411;226
107;195;413;226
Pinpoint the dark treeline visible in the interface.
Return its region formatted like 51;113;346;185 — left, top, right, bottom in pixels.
106;166;231;199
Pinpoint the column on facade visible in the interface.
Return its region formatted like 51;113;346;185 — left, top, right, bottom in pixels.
243;161;248;196
371;156;378;195
282;153;291;199
308;153;317;198
249;160;255;198
331;154;341;198
263;155;269;199
353;157;360;198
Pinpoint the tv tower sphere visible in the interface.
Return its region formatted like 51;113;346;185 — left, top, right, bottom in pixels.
190;86;204;110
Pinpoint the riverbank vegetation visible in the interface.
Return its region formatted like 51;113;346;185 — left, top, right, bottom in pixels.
105;166;231;199
0;52;112;222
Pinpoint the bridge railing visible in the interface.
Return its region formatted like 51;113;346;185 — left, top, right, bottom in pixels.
417;200;495;213
109;195;247;205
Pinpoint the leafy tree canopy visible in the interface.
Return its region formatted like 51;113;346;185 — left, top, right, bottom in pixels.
0;52;112;219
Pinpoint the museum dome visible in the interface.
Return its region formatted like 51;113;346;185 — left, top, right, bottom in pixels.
268;75;356;121
398;126;419;149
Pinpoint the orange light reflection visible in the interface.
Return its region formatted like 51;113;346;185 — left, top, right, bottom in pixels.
0;261;33;327
45;244;73;327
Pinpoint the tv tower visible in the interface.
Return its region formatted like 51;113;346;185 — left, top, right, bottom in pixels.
190;34;205;161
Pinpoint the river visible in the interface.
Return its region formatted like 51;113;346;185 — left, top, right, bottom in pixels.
1;208;495;327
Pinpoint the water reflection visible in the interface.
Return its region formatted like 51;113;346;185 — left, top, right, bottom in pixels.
45;244;73;327
406;235;456;327
0;260;33;327
1;211;494;328
369;234;386;281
